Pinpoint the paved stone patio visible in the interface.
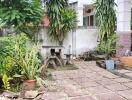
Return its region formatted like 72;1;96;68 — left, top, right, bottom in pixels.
42;61;132;100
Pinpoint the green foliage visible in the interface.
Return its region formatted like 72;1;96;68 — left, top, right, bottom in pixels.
94;0;117;41
0;0;43;26
0;33;44;89
13;44;41;80
0;33;30;76
2;74;13;90
45;0;77;45
0;0;44;40
10;83;22;93
97;34;118;59
94;0;117;59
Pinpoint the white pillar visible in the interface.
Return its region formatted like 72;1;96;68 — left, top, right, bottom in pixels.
116;0;131;56
72;30;76;57
117;0;131;32
77;4;83;26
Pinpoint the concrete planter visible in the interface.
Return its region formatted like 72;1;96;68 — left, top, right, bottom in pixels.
105;60;115;70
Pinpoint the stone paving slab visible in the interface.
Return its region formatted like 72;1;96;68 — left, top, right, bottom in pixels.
79;81;100;88
95;93;125;100
105;83;129;91
41;92;68;100
73;77;93;83
70;95;96;100
42;61;132;100
118;89;132;100
96;78;118;85
112;78;132;83
86;86;113;95
63;84;88;97
98;71;119;79
123;82;132;88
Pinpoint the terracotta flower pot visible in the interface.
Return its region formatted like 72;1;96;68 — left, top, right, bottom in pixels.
23;80;36;90
42;15;50;27
120;56;132;67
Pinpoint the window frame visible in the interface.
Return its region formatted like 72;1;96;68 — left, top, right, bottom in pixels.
83;7;96;28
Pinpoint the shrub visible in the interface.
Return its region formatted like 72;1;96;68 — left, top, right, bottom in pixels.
0;33;30;76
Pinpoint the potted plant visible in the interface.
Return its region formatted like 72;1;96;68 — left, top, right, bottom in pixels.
98;34;117;70
14;44;41;90
95;0;117;70
42;15;50;27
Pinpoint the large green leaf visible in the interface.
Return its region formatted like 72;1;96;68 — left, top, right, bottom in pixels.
0;0;44;41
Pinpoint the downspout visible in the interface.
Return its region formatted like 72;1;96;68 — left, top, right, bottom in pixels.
72;30;76;58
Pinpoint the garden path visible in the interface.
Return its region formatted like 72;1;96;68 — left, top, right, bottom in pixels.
41;61;132;100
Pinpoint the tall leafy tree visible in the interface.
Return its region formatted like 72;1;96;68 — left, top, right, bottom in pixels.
44;0;77;45
95;0;117;58
94;0;117;41
0;0;44;41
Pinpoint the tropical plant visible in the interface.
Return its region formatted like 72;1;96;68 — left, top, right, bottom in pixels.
0;33;44;90
0;33;30;76
14;44;41;80
44;0;77;45
0;0;44;41
94;0;117;41
97;34;118;59
13;43;44;86
2;74;13;90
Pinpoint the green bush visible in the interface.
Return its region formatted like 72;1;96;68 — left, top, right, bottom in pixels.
0;33;30;76
97;34;118;59
0;33;43;90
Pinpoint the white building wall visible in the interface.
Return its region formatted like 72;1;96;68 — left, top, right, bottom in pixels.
63;28;98;56
70;0;131;32
38;0;99;59
69;0;94;26
75;28;98;56
39;28;98;59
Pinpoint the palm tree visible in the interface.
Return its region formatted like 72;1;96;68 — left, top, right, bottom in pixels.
44;0;77;45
